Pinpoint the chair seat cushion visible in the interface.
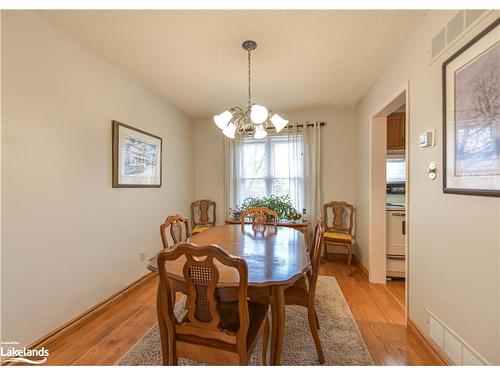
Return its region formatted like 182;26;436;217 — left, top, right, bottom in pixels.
217;300;268;334
192;225;212;235
292;274;310;291
323;231;352;244
284;275;310;304
179;300;268;348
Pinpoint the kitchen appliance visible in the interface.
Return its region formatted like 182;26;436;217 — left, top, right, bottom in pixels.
386;156;406;184
386;183;405;195
386;210;406;278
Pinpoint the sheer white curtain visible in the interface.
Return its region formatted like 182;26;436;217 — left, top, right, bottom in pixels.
302;121;323;223
223;134;242;217
284;124;304;212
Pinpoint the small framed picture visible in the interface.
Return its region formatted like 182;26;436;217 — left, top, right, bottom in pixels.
442;18;500;197
112;120;162;188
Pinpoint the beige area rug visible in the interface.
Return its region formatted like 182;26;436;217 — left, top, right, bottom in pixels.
116;276;373;366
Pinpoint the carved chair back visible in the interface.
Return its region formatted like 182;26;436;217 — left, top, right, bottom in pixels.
239;207;279;227
157;242;250;347
246;222;278;239
160;214;190;249
191;199;216;228
323;201;354;234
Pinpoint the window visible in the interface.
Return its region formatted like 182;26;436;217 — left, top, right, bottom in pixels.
237;135;304;210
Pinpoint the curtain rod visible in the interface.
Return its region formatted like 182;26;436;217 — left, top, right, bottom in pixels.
267;121;326;130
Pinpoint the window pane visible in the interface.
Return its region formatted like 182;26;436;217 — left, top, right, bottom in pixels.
273;142;288;177
272;178;298;205
242;178;266;200
272;141;301;178
242;142;266;178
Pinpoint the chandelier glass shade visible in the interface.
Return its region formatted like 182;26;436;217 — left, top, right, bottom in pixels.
213;40;289;139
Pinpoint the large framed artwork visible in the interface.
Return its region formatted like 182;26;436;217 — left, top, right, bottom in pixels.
443;18;500;197
112;120;162;188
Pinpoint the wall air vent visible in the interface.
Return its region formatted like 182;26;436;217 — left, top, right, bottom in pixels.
429;9;493;64
431;28;446;59
426;309;490;365
446;11;464;44
465;9;486;27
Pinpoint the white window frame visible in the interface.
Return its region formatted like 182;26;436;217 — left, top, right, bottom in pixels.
237;134;304;210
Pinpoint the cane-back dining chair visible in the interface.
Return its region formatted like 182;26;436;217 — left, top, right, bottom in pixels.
160;214;190;249
156;242;270;365
239;207;279;227
284;218;325;363
322;201;355;275
191;199;216;235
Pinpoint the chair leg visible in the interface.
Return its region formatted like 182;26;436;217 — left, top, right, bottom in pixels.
315;310;320;330
307;304;325;364
167;335;177;365
238;354;248;366
262;317;270;365
322;242;328;260
347;244;353;276
156;286;169;365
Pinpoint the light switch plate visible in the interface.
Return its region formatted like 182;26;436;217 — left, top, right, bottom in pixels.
419;130;435;148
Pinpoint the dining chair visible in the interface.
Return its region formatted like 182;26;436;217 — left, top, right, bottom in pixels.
240;207;279;227
283;218;325;364
190;199;216;235
322;201;355;275
156;242;270;365
160;214;190;249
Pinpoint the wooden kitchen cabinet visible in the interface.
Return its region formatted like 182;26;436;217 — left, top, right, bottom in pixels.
387;113;405;150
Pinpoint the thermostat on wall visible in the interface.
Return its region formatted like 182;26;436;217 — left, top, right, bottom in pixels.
419;130;435;148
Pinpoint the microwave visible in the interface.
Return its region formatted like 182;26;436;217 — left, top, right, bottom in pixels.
386;156;406;184
387;183;405;195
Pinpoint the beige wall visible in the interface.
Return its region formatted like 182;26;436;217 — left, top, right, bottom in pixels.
194;117;226;223
194;106;358;235
1;11;195;347
356;10;500;364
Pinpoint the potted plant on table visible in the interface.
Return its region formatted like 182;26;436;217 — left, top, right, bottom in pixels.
228;195;301;221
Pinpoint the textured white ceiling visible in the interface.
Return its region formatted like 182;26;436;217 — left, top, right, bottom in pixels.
41;10;426;119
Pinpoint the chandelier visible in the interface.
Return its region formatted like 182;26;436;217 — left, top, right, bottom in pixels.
213;40;289;139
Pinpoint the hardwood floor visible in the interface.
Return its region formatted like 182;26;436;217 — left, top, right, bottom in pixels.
321;254;442;365
386;278;405;307
35;254;441;366
40;275;159;366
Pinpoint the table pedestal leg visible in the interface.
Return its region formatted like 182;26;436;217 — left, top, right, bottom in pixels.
270;285;285;365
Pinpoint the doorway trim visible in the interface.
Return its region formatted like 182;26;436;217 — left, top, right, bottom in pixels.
368;81;410;321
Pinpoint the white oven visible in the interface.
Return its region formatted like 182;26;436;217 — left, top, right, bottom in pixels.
386;210;405;278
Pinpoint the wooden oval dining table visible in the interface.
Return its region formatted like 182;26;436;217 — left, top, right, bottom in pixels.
148;223;310;365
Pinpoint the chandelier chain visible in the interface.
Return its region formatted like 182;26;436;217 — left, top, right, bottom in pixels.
247;49;252;107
